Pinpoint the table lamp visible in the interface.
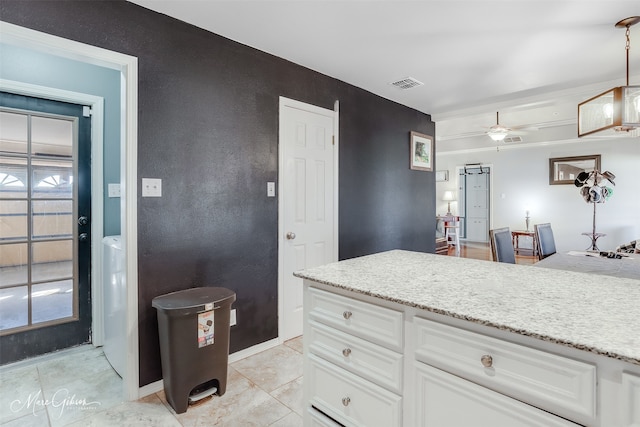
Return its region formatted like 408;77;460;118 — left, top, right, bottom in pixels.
442;191;455;216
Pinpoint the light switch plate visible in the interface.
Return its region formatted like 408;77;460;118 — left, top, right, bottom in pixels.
108;183;121;198
267;182;275;197
142;178;162;197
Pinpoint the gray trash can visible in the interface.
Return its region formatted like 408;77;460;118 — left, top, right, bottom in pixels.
152;287;236;414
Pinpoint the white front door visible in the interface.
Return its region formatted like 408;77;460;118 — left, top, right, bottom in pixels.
279;98;337;341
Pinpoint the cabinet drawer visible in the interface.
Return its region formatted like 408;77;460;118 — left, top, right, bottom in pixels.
622;372;640;427
308;407;343;426
308;287;403;351
308;354;402;427
415;362;581;426
308;320;403;394
414;317;596;423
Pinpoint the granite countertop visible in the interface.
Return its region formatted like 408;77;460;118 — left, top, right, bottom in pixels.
294;250;640;365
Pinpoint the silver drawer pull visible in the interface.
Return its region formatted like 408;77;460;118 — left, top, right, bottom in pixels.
342;397;351;407
481;354;493;368
343;311;352;320
342;348;352;357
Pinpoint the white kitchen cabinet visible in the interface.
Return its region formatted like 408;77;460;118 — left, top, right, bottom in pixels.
302;280;640;427
414;362;581;426
414;316;596;423
304;287;404;426
622;372;640;427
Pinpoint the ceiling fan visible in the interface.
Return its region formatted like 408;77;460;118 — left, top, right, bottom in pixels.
486;111;537;142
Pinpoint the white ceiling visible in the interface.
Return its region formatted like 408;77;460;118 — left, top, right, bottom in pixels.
129;0;640;152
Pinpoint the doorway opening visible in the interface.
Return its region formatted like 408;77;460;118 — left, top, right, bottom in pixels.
458;165;492;243
0;22;139;399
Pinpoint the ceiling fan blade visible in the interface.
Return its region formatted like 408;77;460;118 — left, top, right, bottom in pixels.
511;124;539;132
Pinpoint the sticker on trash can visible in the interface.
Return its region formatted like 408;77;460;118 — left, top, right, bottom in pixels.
198;310;215;348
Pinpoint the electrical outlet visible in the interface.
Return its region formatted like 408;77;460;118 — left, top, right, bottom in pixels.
142;178;162;197
230;309;237;326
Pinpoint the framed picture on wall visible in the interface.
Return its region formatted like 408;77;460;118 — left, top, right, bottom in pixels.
410;131;434;171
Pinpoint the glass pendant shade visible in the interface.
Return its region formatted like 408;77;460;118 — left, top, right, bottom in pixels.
487;127;508;141
578;85;640;136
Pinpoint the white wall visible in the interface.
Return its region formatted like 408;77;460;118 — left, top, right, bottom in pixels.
436;137;640;252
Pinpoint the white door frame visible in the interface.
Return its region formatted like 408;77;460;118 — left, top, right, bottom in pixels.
277;96;339;342
0;21;140;400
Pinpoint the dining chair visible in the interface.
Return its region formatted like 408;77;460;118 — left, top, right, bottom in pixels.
442;215;460;257
489;227;516;264
534;223;557;260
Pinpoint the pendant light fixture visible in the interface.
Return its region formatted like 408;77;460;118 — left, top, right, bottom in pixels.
578;16;640;137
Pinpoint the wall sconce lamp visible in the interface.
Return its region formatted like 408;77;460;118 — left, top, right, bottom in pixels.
578;16;640;137
442;191;455;215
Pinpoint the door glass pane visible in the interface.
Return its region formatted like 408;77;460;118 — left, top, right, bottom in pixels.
0;243;28;287
0;111;28;154
0;200;27;241
0;105;81;338
0;157;27;199
32;280;73;324
0;285;28;330
31;115;73;157
32;159;73;199
32;200;72;240
32;240;72;283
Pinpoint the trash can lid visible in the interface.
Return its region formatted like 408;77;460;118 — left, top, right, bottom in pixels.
152;287;236;312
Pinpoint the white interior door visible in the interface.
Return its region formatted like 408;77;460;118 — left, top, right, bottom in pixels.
279;98;337;341
464;167;490;242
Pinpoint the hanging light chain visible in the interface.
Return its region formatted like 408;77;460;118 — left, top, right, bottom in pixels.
625;25;630;86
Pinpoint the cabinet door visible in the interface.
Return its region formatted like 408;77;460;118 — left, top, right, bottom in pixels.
415;363;581;427
622;372;640;427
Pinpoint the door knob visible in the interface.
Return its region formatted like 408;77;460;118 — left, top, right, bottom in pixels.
286;232;296;240
78;216;88;226
78;233;88;242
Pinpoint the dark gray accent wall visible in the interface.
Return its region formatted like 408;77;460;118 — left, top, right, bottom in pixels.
0;0;436;387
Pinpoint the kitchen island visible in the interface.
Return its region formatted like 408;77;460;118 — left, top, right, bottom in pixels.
294;250;640;427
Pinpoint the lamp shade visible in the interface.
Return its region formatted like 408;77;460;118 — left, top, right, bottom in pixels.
442;191;455;201
578;86;640;137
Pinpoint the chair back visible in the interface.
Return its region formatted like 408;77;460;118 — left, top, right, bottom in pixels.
534;223;557;260
489;227;516;264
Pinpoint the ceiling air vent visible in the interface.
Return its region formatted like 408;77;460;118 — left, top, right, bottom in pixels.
390;77;424;90
503;136;523;143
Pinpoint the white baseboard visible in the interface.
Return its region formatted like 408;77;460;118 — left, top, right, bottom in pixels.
137;337;282;398
227;337;280;363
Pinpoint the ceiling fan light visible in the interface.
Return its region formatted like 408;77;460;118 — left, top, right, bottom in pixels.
487;127;509;141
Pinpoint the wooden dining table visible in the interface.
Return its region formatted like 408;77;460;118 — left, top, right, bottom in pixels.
534;251;640;280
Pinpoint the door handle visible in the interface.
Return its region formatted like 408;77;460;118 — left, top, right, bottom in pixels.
286;232;296;240
79;233;88;242
78;216;88;226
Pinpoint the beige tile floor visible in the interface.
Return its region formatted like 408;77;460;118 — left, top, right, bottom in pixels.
0;337;304;426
